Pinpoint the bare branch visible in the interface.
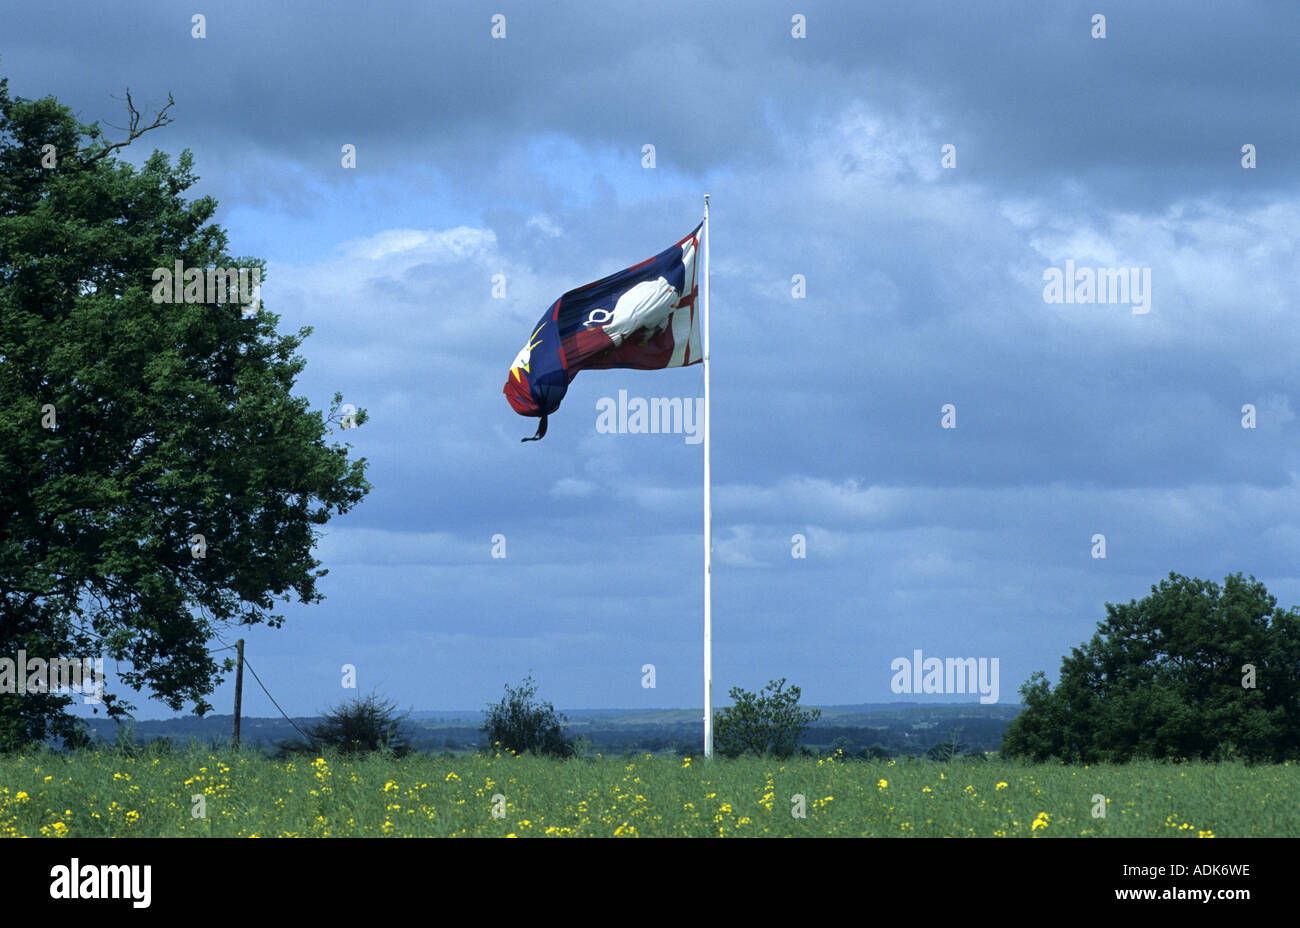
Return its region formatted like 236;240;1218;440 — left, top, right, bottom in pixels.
62;89;175;162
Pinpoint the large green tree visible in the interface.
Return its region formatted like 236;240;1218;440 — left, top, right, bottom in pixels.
1002;572;1300;763
0;72;371;749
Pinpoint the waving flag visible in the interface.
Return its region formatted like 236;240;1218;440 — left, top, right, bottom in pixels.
502;197;717;759
503;223;703;440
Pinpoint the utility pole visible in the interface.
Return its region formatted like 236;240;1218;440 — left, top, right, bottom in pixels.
232;639;245;749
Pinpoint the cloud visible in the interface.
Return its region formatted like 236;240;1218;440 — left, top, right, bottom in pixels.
550;478;594;499
10;0;1299;715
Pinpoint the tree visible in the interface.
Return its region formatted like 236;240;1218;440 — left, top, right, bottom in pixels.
289;692;411;757
714;677;822;758
481;674;572;757
0;69;371;750
828;735;855;760
926;728;966;762
1001;572;1300;764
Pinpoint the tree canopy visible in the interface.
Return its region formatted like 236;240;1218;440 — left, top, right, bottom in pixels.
0;70;371;749
1001;572;1300;763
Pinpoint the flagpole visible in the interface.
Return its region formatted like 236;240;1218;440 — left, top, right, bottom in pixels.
702;194;713;759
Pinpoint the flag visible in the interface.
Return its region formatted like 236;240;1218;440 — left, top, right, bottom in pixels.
503;223;703;441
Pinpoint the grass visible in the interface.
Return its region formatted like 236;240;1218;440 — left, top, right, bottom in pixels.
0;746;1295;837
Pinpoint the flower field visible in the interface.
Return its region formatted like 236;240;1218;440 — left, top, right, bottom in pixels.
1;748;1295;837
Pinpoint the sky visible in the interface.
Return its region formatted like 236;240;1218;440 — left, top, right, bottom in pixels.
3;0;1299;723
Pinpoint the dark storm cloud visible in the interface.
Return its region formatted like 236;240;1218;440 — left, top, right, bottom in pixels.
4;0;1295;212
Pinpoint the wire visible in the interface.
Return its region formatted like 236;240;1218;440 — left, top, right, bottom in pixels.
211;627;315;745
240;653;314;743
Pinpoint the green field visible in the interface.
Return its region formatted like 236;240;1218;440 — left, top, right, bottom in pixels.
2;747;1296;837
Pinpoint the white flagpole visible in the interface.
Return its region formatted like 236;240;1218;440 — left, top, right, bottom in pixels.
702;194;713;759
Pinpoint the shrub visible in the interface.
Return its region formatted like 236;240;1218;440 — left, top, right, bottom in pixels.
287;691;411;757
714;677;821;759
481;674;573;757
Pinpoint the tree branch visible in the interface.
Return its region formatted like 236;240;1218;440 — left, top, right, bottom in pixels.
64;89;175;163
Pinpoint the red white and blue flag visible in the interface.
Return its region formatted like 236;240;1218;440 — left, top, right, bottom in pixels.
503;223;703;440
